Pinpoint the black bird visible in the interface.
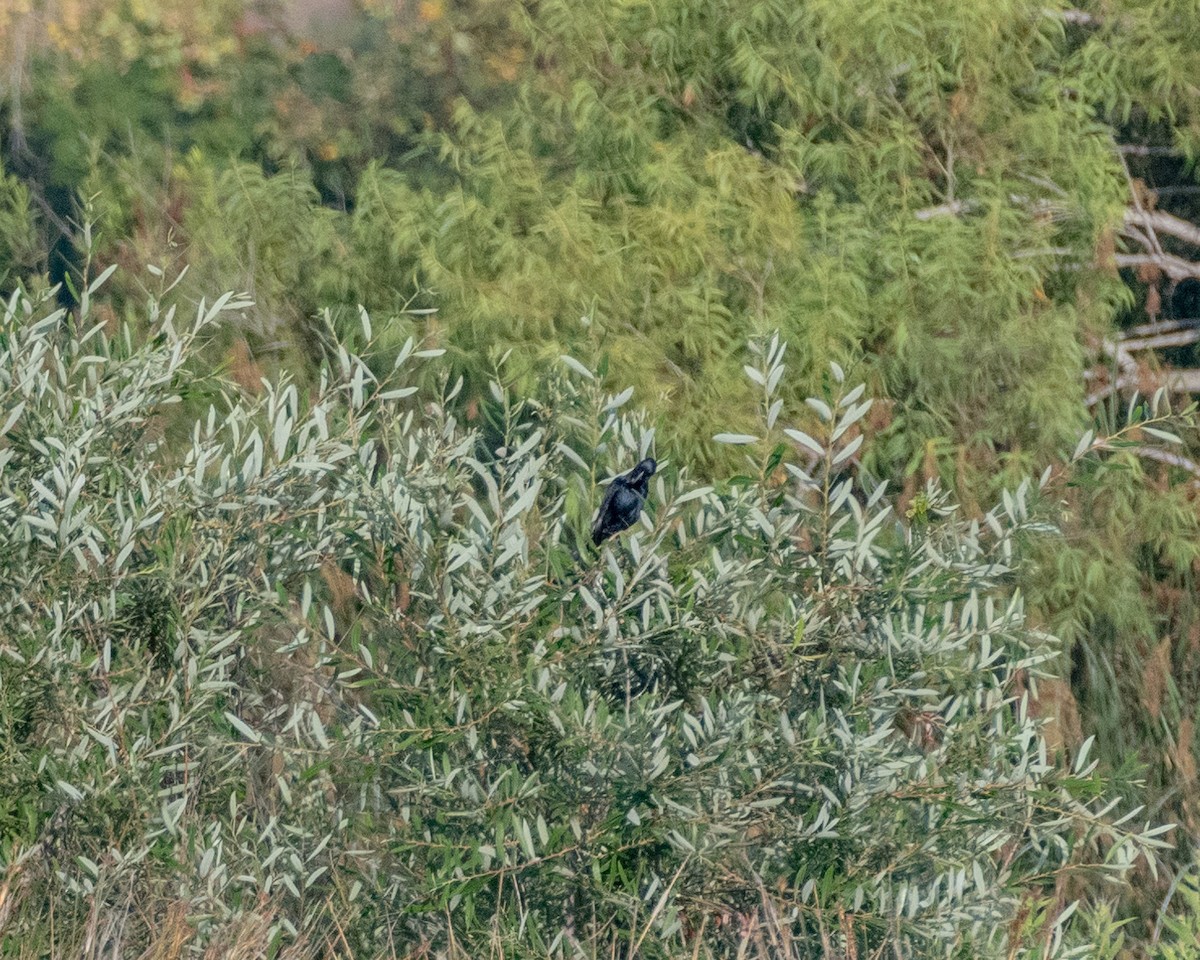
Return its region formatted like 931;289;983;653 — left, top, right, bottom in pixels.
591;458;657;545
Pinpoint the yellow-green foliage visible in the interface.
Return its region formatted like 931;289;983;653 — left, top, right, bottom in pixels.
9;0;1200;946
0;170;41;292
0;282;1173;958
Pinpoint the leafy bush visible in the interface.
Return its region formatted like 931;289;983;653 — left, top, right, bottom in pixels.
0;170;41;294
0;277;1169;958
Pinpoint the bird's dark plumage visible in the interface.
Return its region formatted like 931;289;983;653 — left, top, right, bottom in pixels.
591;458;657;545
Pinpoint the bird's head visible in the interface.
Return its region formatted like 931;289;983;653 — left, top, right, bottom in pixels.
629;458;657;483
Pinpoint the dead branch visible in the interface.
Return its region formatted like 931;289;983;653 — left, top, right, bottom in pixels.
1119;329;1200;352
1118;149;1166;257
914;200;971;221
1122;224;1156;253
1118;144;1183;157
1101;337;1138;375
1124;209;1200;248
1123;319;1200;337
1086;379;1130;408
1049;9;1099;26
1012;246;1074;259
1162;368;1200;392
1125;446;1200;487
914;194;1065;222
1114;253;1200;282
1087;368;1200;407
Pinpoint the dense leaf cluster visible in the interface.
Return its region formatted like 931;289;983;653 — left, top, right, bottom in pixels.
0;282;1167;957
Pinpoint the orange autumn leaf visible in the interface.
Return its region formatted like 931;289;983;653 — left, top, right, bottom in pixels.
418;0;445;23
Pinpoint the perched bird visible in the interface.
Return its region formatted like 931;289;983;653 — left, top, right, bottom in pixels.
591;458;657;545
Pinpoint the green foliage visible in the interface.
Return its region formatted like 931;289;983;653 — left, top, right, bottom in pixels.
6;0;1134;474
1151;862;1200;960
1067;0;1200;154
23;57;177;188
0;281;1169;957
0;168;41;292
391;0;1129;472
11;0;1200;948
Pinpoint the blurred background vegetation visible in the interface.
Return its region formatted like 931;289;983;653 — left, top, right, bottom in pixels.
7;0;1200;955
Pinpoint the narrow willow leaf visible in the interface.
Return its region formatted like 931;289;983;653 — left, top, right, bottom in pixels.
224;711;262;743
56;780;84;802
87;263;119;295
832;400;872;441
607;386;635;410
560;355;595;379
1;400;24;436
556;441;588;471
309;710;330;749
713;433;758;445
839;383;865;407
1152;386;1167;416
766;364;785;395
1142;426;1182;445
832;434;864;466
806;397;834;422
674;486;713;505
784;428;824;457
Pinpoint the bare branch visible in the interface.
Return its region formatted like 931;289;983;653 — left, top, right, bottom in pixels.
914;200;970;221
1125;446;1200;487
1012;246;1074;260
1120;329;1200;352
1117;148;1166;257
1051;9;1100;26
1122;224;1155;251
1152;186;1200;198
1100;337;1137;375
913;194;1062;221
1086;368;1200;407
1122;319;1200;337
1162;368;1200;392
1107;348;1137;378
1087;334;1140;407
1086;380;1128;408
1124;208;1200;248
1114;253;1200;282
1118;144;1184;157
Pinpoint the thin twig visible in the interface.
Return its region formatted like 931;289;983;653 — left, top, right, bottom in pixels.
914;200;970;221
1100;337;1137;376
1124;208;1200;248
1086;368;1200;406
1123;445;1200;487
1011;246;1074;260
1047;8;1099;25
1122;318;1200;337
1119;329;1200;352
1114;252;1200;282
1118;144;1183;157
630;858;690;957
1117;147;1165;257
1151;861;1195;946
